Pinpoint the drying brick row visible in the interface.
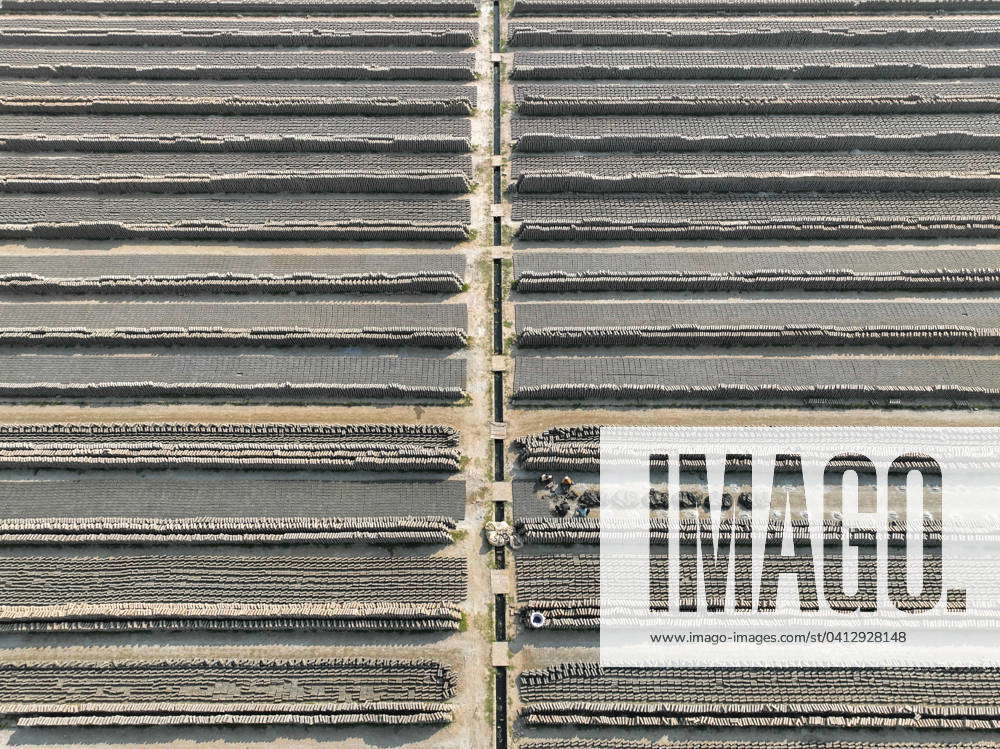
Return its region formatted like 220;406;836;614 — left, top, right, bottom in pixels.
507;18;1000;48
0;657;455;726
0;353;467;401
0;252;466;295
512;193;1000;241
513;356;1000;405
514;81;1000;116
0;475;467;544
0;421;460;444
0;301;468;348
520;742;1000;749
0;194;470;240
0;81;477;115
5;0;478;13
0;554;466;631
516;554;952;626
513;248;1000;292
512;50;1000;80
0;422;463;470
512;0;1000;11
0;18;479;47
0;518;460;546
515;300;1000;347
18;710;453;727
0;554;466;603
519;664;1000;703
0;466;469;546
512;427;941;472
515;516;944;547
0;49;476;81
519;664;1000;727
513;114;1000;153
512;152;1000;194
0;153;473;194
0;115;471;153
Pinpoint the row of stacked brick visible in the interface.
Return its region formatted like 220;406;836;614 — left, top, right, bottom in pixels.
514;194;1000;241
0;422;463;470
0;301;467;346
514;152;1000;193
513;250;1000;292
515;301;1000;347
0;657;458;727
507;0;1000;403
515;514;945;546
513;356;1000;404
0;354;466;400
0;82;478;115
521;743;1000;749
0;477;466;544
3;0;479;12
512;425;945;472
0;253;466;294
0;154;474;194
0;16;479;45
518;664;1000;728
510;49;1000;80
507;18;1000;47
0;194;471;240
513;81;1000;116
0;114;472;152
0;50;478;79
511;0;1000;12
513;114;1000;152
0;554;467;631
